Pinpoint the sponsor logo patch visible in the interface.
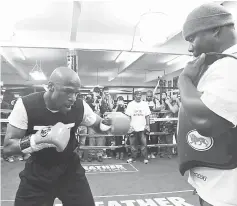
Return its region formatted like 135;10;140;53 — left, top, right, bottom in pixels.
40;127;51;137
186;130;213;151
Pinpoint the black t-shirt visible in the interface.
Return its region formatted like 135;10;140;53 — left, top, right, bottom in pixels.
21;92;84;165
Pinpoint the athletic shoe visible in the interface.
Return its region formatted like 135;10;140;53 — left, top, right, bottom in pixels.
151;153;156;159
6;156;14;162
144;159;149;164
17;156;24;161
127;158;136;163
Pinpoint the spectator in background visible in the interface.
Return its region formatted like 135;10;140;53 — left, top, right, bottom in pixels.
146;90;162;159
101;87;114;115
126;91;151;164
92;87;103;116
159;92;180;158
87;87;105;162
100;87;114;158
165;93;180;115
75;126;88;162
85;93;94;111
113;96;126;160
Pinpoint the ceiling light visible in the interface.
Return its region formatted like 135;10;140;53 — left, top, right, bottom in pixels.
166;56;182;65
166;55;192;66
14;94;20;98
137;88;145;91
30;71;47;81
108;89;123;93
83;85;103;88
115;52;143;63
30;61;47;81
108;77;115;82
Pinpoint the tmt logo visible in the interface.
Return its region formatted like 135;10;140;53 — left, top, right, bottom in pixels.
186;130;214;151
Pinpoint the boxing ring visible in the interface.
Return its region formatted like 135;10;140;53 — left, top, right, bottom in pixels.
1;110;200;205
1;110;178;152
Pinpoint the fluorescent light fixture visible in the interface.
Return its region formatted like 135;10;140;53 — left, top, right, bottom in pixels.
30;60;47;81
83;85;103;88
68;47;75;51
108;77;115;82
108;89;123;93
83;86;94;88
115;52;143;63
167;55;192;66
137;88;145;91
166;56;181;65
30;71;47;81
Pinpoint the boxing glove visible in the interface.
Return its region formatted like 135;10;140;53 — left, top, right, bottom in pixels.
20;122;70;153
100;119;111;131
103;112;131;135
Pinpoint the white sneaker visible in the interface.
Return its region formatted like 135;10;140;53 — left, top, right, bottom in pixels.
127;158;136;163
148;154;151;159
151;154;156;159
6;157;14;162
18;156;24;161
144;159;149;164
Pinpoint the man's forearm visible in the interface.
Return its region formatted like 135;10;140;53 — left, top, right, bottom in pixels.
3;137;23;157
145;116;150;125
153;106;162;112
167;102;177;114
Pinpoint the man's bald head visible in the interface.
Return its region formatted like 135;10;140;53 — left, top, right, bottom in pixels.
146;90;153;102
146;90;153;95
45;67;81;114
49;67;81;87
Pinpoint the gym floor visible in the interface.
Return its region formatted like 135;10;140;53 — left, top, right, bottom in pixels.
1;157;199;206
